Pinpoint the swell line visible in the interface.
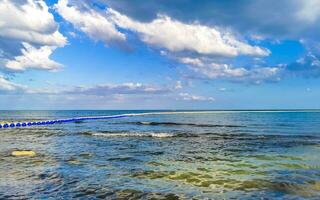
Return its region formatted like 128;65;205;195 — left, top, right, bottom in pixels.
123;121;245;128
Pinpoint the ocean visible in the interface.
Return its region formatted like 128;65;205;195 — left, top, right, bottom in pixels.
0;110;320;199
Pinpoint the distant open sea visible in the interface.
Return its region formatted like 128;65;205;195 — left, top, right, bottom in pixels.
0;110;320;199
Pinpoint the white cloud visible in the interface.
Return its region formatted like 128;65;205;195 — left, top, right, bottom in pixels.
175;81;182;89
296;0;320;23
5;43;61;71
178;93;214;101
0;77;215;107
177;56;280;83
55;0;126;45
192;63;246;79
0;79;172;98
49;0;320;83
284;53;320;77
0;75;61;95
178;57;204;67
54;1;269;57
66;82;170;96
53;1;274;83
0;0;66;47
0;75;25;91
108;9;270;57
0;0;67;71
219;87;227;92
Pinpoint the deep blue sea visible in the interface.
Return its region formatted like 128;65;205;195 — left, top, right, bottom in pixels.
0;110;320;199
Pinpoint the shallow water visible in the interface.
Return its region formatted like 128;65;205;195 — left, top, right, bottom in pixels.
0;110;320;199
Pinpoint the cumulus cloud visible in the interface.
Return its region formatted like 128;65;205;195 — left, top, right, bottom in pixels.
177;53;320;82
0;0;66;72
0;0;66;47
5;43;61;71
55;0;269;57
178;93;214;101
101;0;320;81
55;0;126;45
53;0;320;83
102;0;320;40
109;9;269;57
175;56;281;83
54;0;275;83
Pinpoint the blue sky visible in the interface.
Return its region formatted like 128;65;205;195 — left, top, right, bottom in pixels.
0;0;320;109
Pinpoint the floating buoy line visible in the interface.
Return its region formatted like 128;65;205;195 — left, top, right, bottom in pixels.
0;114;129;129
0;111;219;129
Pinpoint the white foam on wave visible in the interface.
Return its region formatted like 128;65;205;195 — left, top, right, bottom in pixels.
91;132;174;138
140;122;151;125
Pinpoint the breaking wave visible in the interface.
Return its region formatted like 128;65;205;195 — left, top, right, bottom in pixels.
124;121;245;128
86;132;176;138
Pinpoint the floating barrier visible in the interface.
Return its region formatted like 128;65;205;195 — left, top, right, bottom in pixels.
0;111;219;129
0;114;131;129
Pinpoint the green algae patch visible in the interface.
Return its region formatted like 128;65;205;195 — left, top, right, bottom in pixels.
252;154;303;161
227;162;258;169
278;163;311;169
130;170;172;179
310;181;320;191
236;179;271;191
222;169;268;176
270;181;319;197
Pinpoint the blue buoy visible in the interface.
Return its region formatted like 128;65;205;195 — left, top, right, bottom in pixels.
4;124;9;128
27;122;32;126
16;123;21;127
10;123;15;128
22;123;27;127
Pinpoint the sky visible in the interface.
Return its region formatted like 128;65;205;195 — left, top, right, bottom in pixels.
0;0;320;109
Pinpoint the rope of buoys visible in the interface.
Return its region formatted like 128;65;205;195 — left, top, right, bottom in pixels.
0;114;129;129
0;111;219;129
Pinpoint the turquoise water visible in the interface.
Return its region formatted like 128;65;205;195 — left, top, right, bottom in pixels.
0;110;320;199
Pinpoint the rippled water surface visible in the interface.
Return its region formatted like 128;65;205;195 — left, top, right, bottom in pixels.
1;110;320;199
